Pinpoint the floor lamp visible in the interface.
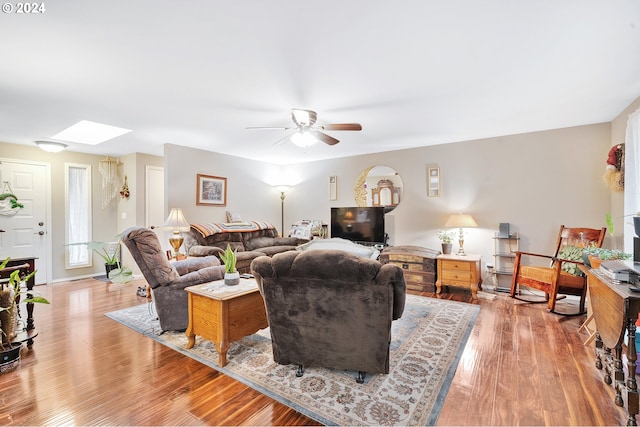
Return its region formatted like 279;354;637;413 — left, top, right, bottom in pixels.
275;185;291;237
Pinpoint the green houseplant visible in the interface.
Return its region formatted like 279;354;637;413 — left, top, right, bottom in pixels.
437;230;456;255
219;244;239;285
0;257;50;372
69;240;133;283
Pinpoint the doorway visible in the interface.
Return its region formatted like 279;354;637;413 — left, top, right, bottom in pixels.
0;159;51;285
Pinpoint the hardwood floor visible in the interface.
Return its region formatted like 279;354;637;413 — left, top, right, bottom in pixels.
0;277;629;426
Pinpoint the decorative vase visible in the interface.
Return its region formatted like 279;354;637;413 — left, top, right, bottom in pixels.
0;344;21;374
0;290;17;345
589;255;603;269
441;243;452;255
224;271;240;286
105;263;119;279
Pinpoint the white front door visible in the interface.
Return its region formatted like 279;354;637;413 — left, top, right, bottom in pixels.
0;159;50;285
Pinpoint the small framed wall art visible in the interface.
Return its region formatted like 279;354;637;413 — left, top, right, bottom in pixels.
329;176;338;201
196;174;227;206
427;166;440;197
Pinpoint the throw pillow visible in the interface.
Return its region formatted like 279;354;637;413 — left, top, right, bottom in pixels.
557;245;584;276
296;237;380;259
226;211;243;223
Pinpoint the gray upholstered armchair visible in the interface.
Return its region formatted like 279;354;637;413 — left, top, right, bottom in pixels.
121;226;224;331
251;249;406;383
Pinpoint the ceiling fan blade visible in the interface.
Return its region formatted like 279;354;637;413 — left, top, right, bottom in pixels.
273;133;294;146
319;123;362;131
311;130;340;146
246;126;294;130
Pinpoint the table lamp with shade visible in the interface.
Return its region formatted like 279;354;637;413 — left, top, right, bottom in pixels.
163;208;191;259
444;213;478;256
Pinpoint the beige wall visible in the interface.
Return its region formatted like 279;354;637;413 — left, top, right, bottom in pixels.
280;123;612;271
162;123;612;275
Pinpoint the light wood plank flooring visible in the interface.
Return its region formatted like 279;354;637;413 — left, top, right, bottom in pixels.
0;277;629;425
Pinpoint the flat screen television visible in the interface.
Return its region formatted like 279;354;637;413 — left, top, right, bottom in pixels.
330;207;385;245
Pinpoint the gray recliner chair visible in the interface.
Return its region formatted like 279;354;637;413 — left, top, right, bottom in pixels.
121;226;224;331
251;249;406;383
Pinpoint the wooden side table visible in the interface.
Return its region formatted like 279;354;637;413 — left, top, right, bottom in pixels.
436;254;482;299
185;278;268;367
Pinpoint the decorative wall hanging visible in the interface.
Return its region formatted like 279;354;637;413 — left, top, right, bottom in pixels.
119;175;130;199
427;166;440;197
196;174;227;206
329;176;337;201
603;143;624;192
0;181;24;216
98;156;120;208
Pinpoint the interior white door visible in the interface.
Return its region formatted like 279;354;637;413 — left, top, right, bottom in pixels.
145;166;166;250
0;159;50;285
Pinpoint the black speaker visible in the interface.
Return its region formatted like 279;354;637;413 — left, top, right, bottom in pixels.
634;237;640;263
499;223;510;238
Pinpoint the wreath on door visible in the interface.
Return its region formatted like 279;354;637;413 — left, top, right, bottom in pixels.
0;182;24;216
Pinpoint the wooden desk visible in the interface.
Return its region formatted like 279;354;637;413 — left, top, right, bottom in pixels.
436;254;482;299
584;266;640;426
185;278;268;367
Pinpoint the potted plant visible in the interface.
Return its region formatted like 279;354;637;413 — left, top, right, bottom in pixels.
69;240;133;283
219;244;240;285
585;248;632;269
0;257;50;373
437;230;456;255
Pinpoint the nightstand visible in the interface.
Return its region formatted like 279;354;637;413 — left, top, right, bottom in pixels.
436;254;482;299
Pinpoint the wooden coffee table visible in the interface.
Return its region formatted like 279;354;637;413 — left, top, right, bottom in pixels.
185;278;268;367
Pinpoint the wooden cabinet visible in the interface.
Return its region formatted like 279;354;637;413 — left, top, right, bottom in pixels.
379;246;439;292
436;254;482;299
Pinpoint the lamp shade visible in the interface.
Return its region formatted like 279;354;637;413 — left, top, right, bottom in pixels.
445;214;478;228
163;208;190;231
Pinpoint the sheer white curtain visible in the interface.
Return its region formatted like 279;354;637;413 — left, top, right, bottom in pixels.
67;165;91;266
624;108;640;252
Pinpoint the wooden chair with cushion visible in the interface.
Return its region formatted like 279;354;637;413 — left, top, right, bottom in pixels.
509;225;606;315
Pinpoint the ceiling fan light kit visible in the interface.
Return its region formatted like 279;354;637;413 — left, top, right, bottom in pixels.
247;108;362;147
291;130;317;147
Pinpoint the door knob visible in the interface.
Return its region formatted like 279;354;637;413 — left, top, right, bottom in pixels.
34;231;45;236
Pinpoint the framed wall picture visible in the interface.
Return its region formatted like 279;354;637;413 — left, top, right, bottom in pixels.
427;167;440;197
329;176;338;200
196;174;227;206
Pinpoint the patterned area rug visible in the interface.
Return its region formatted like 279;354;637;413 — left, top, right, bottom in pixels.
106;294;479;426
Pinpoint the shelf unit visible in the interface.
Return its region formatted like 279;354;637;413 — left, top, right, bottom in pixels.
492;232;519;292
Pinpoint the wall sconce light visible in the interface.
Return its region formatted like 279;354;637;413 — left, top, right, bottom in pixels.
35;140;67;153
163;208;191;259
445;213;478;256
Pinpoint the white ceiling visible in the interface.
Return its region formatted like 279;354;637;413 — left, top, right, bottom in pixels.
2;1;640;165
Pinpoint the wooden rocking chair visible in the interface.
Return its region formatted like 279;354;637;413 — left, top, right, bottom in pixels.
509;225;606;315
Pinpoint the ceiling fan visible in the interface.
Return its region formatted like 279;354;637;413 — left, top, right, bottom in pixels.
246;108;362;147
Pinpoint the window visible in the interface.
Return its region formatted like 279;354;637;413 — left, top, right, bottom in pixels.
65;163;92;268
625;108;640;253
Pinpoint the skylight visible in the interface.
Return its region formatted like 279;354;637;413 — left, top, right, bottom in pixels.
51;120;131;145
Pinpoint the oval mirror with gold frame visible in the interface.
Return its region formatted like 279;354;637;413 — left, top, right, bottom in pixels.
354;165;403;211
